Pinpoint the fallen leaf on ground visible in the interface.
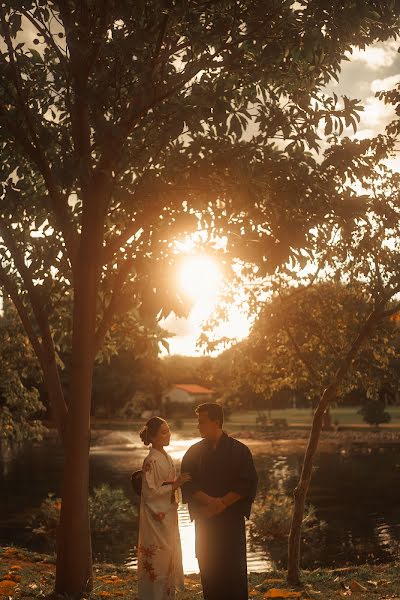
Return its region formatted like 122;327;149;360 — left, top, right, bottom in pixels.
0;579;17;595
263;589;302;598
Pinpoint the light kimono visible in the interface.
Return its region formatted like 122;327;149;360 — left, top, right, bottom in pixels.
137;447;184;600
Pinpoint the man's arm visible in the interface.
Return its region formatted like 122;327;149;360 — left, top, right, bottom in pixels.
181;449;226;518
221;491;241;507
192;491;226;516
216;444;258;515
226;444;258;508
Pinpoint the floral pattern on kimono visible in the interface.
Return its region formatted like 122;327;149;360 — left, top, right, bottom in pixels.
137;448;184;600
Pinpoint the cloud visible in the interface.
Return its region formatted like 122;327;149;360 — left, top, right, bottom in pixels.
347;40;399;71
350;93;396;141
371;73;400;93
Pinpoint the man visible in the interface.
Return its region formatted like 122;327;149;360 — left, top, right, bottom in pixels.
181;402;258;600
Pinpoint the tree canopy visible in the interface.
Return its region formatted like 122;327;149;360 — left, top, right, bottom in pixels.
232;281;400;402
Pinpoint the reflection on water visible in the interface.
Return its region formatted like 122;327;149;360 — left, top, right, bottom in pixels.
2;431;400;572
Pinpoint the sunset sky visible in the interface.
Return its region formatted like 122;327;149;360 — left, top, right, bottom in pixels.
163;39;400;357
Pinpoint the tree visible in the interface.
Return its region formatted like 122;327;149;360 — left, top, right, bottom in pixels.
359;400;392;427
1;0;400;594
212;144;400;583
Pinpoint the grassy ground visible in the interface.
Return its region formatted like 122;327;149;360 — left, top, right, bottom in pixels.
89;406;400;434
225;406;400;427
1;546;400;600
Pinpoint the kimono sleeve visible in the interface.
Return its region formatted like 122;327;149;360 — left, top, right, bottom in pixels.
230;443;258;500
142;458;173;498
180;446;201;504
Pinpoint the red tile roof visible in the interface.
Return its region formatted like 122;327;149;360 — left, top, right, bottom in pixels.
174;384;214;395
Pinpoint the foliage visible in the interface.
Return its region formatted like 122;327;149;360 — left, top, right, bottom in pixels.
88;484;137;540
116;390;155;419
0;370;44;445
161;355;216;387
251;488;327;544
230;282;400;403
359;400;392;427
1;0;399;385
29;493;61;544
0;303;44;444
30;485;137;548
92;350;166;418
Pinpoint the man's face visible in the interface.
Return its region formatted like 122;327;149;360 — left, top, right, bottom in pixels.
197;411;220;439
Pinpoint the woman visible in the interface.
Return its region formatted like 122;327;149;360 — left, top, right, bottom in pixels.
137;416;191;600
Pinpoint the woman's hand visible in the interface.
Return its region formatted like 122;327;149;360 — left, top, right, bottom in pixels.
172;472;191;490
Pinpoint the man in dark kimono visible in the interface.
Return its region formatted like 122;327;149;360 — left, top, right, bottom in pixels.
181;402;258;600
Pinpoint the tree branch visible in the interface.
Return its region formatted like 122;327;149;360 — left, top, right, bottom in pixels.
0;9;78;265
283;324;322;383
94;257;135;356
0;264;45;365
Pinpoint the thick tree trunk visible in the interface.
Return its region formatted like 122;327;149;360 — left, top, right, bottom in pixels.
55;208;102;594
287;385;335;585
43;356;68;444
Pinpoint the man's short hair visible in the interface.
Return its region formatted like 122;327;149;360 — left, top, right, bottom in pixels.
195;402;224;427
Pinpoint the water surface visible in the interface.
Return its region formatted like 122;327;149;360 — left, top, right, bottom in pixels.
1;431;400;572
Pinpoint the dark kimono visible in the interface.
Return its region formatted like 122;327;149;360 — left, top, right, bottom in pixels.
181;432;258;600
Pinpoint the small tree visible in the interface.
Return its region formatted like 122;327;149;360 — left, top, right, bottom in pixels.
359;400;391;427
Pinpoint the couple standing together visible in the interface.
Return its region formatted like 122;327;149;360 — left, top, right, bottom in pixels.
137;402;258;600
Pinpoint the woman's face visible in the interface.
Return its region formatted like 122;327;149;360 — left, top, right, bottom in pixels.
152;422;171;447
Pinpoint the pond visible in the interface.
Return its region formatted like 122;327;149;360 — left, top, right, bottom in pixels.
1;430;400;572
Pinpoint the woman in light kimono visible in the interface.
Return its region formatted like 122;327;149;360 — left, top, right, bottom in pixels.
137;416;191;600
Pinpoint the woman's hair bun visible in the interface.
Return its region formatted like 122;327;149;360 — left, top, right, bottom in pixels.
139;425;150;446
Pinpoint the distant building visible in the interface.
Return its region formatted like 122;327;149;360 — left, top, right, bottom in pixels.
162;383;215;406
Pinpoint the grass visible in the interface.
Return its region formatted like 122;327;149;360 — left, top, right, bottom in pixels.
228;406;400;427
90;406;400;434
1;546;400;599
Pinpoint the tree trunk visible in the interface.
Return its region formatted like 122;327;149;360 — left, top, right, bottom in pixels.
322;405;333;430
55;208;102;594
43;356;68;444
287;385;335;585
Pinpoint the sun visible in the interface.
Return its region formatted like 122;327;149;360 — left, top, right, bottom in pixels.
178;255;221;301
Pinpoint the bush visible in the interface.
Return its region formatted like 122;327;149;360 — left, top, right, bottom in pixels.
359;400;391;427
30;493;61;545
117;391;151;419
89;484;137;540
30;485;138;548
250;488;326;544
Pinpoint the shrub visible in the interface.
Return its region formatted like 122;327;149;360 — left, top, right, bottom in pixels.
89;484;137;540
30;485;138;548
359;400;391;427
30;493;61;545
250;488;326;544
